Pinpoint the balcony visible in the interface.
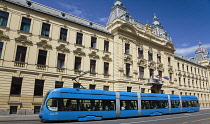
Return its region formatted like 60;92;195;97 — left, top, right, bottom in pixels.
148;78;163;85
56;68;65;73
36;64;47;70
14;61;27;67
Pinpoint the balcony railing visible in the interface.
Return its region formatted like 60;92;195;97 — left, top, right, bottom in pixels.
148;78;162;85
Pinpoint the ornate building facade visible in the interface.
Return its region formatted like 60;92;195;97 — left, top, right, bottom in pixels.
0;0;209;115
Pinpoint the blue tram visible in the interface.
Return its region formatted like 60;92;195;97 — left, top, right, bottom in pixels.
39;88;200;122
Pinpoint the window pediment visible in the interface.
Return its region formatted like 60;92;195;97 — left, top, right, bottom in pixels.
73;48;86;56
89;51;99;59
102;54;112;62
36;40;52;50
15;35;32;46
124;55;133;64
137;58;147;68
0;30;9;41
148;61;156;69
56;44;70;53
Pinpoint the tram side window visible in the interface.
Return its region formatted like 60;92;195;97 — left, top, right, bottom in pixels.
120;100;137;110
171;101;180;108
141;100;168;109
46;98;115;111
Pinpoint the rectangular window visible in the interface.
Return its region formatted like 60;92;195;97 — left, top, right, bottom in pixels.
76;33;83;45
9;106;17;114
125;43;130;54
55;81;63;88
158;71;162;77
57;53;65;68
121;100;137;110
104;62;109;75
34;79;44;96
74;57;81;71
37;50;47;65
73;83;81;88
20;17;31;32
126;63;130;76
139;66;144;79
59;28;68;41
141;88;145;93
41;23;50;37
10;77;23;95
138;48;143;58
0;11;9;27
177;63;180;70
179;77;181;85
170;73;172;82
182;64;184;71
0;42;3;58
148;51;153;61
157;54;161;63
168;57;171;66
89;84;96;90
104;41;109;52
103;86;109;91
15;46;27;62
91;37;97;49
149;69;154;78
34;106;41;114
90;60;96;73
127;87;132;92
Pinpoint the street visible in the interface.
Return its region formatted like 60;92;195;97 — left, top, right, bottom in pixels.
1;110;210;124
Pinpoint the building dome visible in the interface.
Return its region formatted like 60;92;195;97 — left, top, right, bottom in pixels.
195;43;209;54
195;42;209;62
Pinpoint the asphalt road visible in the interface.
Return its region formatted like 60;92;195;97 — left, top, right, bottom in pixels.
1;110;210;124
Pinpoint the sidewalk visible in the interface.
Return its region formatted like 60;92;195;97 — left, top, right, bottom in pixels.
0;107;209;122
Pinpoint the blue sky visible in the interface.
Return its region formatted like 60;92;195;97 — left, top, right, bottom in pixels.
32;0;210;57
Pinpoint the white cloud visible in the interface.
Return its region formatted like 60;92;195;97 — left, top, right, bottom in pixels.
98;17;108;23
175;43;210;57
180;43;189;47
56;2;84;18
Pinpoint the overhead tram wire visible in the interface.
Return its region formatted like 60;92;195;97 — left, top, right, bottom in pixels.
72;71;90;89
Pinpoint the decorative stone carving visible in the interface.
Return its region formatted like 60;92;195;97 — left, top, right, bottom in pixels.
124;55;133;64
0;30;9;41
157;63;164;71
148;61;156;69
15;35;32;46
56;44;70;53
73;48;86;56
36;40;52;50
137;58;147;68
102;54;112;62
118;67;124;72
178;71;182;77
89;51;99;59
168;65;173;73
144;24;153;35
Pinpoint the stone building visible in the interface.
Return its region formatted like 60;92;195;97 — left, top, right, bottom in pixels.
0;0;209;115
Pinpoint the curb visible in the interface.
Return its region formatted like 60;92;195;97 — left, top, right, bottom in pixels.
0;119;39;122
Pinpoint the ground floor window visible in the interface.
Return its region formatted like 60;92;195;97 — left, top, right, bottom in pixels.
9;106;17;114
34;106;41;114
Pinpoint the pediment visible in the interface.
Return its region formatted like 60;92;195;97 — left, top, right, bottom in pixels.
120;23;136;35
56;44;70;53
15;35;32;46
165;41;175;50
102;54;112;62
73;48;86;56
37;40;52;50
89;51;100;59
0;30;9;41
